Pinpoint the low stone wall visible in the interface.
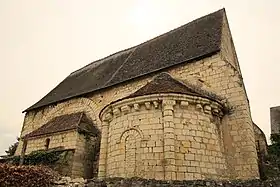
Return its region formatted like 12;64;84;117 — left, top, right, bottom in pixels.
53;177;280;187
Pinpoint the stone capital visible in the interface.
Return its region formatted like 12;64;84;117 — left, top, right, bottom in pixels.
153;101;159;108
162;99;176;108
121;105;130;114
102;112;113;122
204;105;211;114
133;103;140;111
145;102;151;110
113;108;121;117
180;101;189;108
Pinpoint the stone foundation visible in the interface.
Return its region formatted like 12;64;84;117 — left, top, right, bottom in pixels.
53;177;280;187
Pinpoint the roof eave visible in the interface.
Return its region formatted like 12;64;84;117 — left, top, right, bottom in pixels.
24;128;77;140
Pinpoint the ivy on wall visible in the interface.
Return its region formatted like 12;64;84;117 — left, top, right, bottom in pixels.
6;148;73;168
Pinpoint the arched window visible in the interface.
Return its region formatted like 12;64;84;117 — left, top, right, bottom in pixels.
125;135;137;177
45;138;50;150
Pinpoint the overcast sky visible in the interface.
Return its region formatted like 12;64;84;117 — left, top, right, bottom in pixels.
0;0;280;155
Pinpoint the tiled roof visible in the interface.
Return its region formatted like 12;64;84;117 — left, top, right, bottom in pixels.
128;72;222;102
24;112;99;138
24;9;225;112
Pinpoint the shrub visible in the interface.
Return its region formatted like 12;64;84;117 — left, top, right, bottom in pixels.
262;134;280;179
5;138;19;156
9;149;63;166
0;163;58;187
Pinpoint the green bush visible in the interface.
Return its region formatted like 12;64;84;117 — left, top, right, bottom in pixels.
10;149;62;166
25;150;61;165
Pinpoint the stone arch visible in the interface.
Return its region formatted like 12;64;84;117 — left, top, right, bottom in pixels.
119;128;143;143
119;128;142;178
41;97;101;129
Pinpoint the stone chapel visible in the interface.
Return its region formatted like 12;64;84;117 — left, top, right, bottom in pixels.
15;9;267;180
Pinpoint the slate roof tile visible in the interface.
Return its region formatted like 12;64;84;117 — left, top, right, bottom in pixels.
128;72;222;102
24;9;224;112
24;112;99;138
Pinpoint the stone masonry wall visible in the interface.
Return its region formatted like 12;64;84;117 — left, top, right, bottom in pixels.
71;133;100;179
106;99;163;179
173;104;227;180
71;133;88;178
253;124;268;156
99;94;225;181
23;130;100;179
24;130;77;155
168;53;258;178
16;27;259;180
15;82;150;156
